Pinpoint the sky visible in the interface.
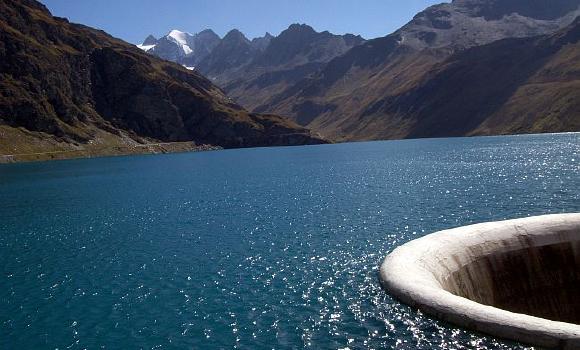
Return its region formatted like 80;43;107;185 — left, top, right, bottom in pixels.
40;0;446;44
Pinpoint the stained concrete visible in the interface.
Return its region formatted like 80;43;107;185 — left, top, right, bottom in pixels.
379;214;580;349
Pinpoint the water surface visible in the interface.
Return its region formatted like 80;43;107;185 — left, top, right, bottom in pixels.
1;134;579;349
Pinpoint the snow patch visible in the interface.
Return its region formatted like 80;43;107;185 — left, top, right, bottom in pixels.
167;30;194;55
182;45;193;55
168;30;190;46
137;44;156;52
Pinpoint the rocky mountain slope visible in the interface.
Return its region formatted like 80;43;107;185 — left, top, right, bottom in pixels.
255;0;580;140
196;29;261;82
251;32;274;52
139;24;365;112
376;17;580;139
0;0;325;161
221;24;365;111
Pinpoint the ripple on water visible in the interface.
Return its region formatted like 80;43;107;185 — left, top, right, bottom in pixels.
1;133;578;349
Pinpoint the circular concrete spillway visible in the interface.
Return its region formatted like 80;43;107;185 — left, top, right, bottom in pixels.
379;214;580;349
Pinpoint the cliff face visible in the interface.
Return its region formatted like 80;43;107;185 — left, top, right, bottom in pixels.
0;0;324;160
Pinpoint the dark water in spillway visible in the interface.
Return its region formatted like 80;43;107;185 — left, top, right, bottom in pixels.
1;133;578;349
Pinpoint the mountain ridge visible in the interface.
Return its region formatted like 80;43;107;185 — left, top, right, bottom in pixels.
254;0;580;140
139;28;222;67
138;24;366;111
217;24;366;111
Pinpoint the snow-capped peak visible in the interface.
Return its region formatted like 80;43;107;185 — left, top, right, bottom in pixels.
167;29;193;55
168;30;190;45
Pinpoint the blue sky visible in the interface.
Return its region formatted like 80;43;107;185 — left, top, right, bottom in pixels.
40;0;446;44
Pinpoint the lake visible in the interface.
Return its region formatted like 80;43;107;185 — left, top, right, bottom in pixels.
1;133;578;349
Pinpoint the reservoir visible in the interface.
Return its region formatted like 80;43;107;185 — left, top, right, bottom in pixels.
1;133;578;349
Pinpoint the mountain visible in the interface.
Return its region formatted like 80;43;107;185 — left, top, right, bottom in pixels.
216;24;365;111
0;0;325;162
190;29;223;66
142;34;158;46
197;24;365;85
251;32;274;52
255;0;580;140
138;24;364;112
138;29;221;68
374;17;580;138
197;29;259;81
393;0;580;51
250;24;364;69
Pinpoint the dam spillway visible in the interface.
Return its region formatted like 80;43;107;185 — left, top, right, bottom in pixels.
379;214;580;349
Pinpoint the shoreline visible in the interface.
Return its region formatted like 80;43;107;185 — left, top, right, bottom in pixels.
1;131;577;165
0;142;222;164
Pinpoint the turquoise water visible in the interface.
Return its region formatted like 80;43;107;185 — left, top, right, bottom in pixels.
1;134;578;349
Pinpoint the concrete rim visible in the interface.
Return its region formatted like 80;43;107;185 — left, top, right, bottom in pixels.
379;213;580;349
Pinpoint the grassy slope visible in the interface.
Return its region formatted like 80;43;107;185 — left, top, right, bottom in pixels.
268;20;580;141
399;19;580;138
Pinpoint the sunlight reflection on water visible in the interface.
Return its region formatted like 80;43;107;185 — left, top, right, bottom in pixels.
0;133;578;349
